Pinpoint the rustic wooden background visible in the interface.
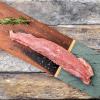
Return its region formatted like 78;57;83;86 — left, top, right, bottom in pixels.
0;0;100;99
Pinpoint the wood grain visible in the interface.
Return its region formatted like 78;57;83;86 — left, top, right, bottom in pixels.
0;73;91;99
55;25;100;51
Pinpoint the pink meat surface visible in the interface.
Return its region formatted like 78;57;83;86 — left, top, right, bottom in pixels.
10;30;94;85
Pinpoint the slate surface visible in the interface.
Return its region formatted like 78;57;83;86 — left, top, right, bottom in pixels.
2;0;100;25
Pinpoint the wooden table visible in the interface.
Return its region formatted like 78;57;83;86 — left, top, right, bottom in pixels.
0;0;100;99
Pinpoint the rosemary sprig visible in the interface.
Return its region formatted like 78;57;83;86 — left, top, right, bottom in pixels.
0;16;30;25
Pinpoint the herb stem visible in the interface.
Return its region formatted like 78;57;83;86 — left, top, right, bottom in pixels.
0;16;30;25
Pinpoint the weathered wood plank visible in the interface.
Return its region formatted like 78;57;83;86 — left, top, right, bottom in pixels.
0;73;91;99
55;25;100;51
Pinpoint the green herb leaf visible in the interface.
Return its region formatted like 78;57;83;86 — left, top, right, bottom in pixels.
0;17;30;25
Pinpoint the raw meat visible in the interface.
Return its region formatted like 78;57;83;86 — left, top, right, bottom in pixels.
10;30;94;85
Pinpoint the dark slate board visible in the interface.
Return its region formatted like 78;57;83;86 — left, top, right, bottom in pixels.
58;41;100;98
23;48;59;75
